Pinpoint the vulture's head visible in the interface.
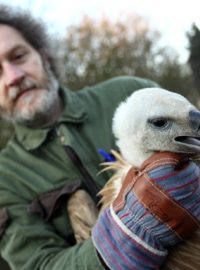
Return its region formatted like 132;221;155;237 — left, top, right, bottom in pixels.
113;88;200;167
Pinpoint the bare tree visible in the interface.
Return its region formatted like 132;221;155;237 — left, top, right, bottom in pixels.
62;14;196;102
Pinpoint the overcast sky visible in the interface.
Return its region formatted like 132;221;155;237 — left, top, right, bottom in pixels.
0;0;199;63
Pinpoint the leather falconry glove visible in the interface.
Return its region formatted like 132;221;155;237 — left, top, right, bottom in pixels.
92;151;200;270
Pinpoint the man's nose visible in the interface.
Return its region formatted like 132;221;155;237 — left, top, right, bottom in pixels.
4;63;25;86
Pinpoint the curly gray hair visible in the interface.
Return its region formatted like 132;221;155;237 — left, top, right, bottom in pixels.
0;5;62;80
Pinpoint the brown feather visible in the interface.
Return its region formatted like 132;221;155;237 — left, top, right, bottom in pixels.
161;229;200;270
98;149;133;210
67;189;98;243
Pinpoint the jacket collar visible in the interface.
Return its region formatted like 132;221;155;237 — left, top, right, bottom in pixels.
14;87;87;150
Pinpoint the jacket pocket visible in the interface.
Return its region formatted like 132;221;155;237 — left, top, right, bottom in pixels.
0;208;10;237
28;179;81;221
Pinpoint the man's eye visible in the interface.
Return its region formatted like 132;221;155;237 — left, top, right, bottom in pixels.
15;53;24;59
15;54;23;59
13;51;27;61
148;118;169;128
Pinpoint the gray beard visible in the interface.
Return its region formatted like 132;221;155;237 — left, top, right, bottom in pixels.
0;64;60;128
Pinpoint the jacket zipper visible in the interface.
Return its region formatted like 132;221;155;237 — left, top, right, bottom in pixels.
63;145;101;205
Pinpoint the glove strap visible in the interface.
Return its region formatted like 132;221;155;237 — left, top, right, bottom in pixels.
113;151;199;239
132;169;199;239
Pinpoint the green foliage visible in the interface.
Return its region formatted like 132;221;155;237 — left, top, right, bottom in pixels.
62;15;198;103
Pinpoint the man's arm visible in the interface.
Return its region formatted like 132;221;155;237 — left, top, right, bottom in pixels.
0;187;104;270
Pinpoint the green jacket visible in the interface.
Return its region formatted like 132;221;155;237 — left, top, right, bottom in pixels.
0;76;158;270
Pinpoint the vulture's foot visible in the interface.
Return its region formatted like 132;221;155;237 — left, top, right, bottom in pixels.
161;228;200;270
67;189;98;243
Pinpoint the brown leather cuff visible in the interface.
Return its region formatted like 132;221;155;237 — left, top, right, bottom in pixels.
131;152;199;239
113;151;199;239
133;169;199;239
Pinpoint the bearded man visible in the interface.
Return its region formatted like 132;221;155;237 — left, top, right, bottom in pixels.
0;5;184;270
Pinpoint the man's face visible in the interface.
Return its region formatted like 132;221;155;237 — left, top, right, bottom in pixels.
0;24;59;126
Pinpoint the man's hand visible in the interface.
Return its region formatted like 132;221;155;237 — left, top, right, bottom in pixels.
92;152;200;270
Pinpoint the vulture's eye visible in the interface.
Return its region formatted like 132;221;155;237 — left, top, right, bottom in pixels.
148;118;169;129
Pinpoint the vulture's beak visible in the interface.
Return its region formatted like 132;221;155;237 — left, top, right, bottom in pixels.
173;110;200;153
